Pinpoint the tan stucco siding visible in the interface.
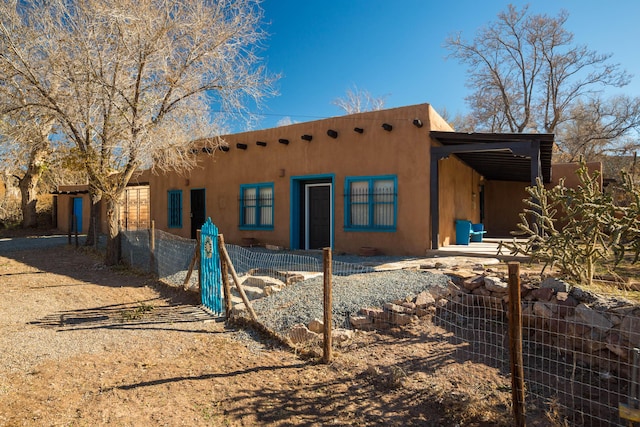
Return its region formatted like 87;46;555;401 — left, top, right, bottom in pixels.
437;155;483;245
482;162;603;237
484;180;528;237
56;193;91;233
150;104;442;255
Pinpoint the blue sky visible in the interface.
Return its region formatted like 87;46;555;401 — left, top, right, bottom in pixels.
232;0;640;132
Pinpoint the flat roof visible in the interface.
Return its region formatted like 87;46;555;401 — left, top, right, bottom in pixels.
430;131;554;183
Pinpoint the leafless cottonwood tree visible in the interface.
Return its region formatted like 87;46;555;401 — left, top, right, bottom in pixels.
555;95;640;162
332;85;388;114
0;110;55;228
445;4;631;135
0;0;276;264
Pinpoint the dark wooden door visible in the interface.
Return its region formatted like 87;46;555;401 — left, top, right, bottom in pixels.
190;189;206;239
307;184;331;249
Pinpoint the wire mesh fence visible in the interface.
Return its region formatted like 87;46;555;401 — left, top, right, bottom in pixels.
434;287;640;426
119;228;639;425
120;229;374;288
120;229;196;287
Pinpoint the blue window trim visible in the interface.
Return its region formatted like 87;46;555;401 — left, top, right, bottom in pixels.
344;175;397;232
168;190;182;228
239;182;274;230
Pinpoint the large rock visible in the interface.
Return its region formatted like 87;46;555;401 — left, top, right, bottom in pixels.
484;276;508;293
234;285;264;300
463;275;485;291
541;277;570;293
383;302;414;315
263;283;285;296
389;312;414;326
531;287;555;301
308;318;324;333
620;314;640;347
350;315;373;329
243;275;286;289
533;301;554;319
414;291;435;308
575;304;614;332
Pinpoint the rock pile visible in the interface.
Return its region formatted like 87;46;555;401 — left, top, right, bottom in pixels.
444;268;640;379
228;263;639;381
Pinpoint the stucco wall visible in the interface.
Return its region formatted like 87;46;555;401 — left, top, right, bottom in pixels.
150;104;458;256
437;155;483;244
56;192;92;234
483;162;603;237
483;180;529;237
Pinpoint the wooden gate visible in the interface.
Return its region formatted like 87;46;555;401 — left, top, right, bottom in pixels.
200;218;223;314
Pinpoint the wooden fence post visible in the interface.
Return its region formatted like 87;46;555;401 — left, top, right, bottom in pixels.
74;215;79;248
183;230;201;290
323;247;333;364
149;220;156;274
218;234;233;318
218;237;257;322
508;261;526;427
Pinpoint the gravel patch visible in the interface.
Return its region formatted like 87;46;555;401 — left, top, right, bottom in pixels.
248;269;451;336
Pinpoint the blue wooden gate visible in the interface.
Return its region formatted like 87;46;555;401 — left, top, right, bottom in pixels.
200;218;223;315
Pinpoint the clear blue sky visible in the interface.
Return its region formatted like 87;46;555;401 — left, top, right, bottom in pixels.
231;0;640;132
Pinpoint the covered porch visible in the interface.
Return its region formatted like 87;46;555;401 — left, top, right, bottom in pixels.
429;131;554;250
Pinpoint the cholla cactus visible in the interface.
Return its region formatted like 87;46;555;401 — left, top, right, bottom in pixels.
505;161;638;286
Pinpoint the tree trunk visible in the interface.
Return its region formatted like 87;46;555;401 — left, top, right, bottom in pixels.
85;186;103;247
104;195;121;266
17;145;48;229
18;173;39;228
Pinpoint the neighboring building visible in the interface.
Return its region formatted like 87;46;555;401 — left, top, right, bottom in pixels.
53;171;150;234
147;103;558;256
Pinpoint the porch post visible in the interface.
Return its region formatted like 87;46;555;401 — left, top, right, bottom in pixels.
530;139;541;185
430;153;440;250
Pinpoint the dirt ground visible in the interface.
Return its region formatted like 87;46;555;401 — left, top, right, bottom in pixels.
0;245;556;427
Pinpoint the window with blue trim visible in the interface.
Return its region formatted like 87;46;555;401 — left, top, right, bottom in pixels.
167;190;182;228
240;183;274;229
345;176;397;231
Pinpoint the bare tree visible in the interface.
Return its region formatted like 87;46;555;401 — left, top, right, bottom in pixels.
445;4;630;134
0;109;55;228
556;95;640;162
332;86;388;114
0;0;276;264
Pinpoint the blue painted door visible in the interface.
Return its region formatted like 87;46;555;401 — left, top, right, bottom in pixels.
200;218;223;315
73;197;83;233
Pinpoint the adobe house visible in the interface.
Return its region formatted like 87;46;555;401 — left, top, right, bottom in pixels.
53;171;151;234
148;103;560;256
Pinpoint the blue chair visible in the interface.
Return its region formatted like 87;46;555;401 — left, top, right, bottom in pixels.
455;220;472;245
470;223;486;242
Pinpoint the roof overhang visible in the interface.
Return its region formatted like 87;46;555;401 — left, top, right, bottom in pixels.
430;131;554;183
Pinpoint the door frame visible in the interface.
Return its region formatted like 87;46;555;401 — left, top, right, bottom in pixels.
290;174;335;250
304;182;333;250
190;188;206;239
